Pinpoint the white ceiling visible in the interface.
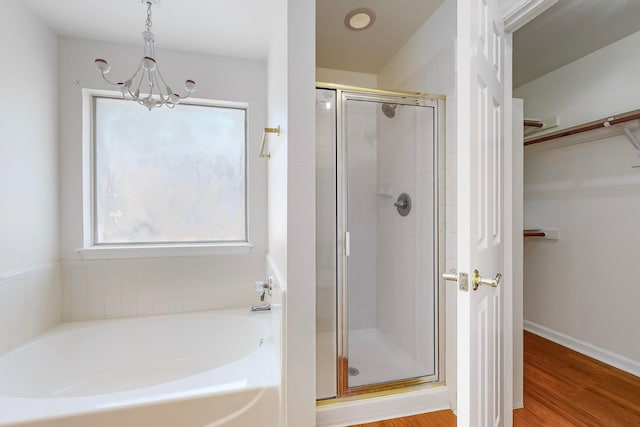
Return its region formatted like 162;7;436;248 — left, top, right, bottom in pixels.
23;0;640;88
316;0;442;73
23;0;275;60
514;0;640;87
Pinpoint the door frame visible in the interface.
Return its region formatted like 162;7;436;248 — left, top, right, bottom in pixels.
499;0;558;412
499;0;557;413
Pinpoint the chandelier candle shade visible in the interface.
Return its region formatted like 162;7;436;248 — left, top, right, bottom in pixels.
94;0;196;110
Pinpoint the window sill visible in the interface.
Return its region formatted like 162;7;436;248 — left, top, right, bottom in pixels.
77;242;253;260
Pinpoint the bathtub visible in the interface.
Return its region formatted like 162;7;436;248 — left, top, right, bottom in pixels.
0;309;280;427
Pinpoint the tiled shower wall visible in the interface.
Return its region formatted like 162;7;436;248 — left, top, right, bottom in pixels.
346;101;379;330
61;254;265;322
376;103;436;366
0;264;61;356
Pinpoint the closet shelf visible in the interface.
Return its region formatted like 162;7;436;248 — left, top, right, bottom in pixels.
525;108;640;148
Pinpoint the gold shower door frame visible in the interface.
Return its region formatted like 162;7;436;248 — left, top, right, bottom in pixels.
317;83;447;400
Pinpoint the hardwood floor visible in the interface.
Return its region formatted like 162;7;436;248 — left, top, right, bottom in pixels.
352;331;640;426
351;410;456;427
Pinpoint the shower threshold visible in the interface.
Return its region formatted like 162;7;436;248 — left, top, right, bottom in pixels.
348;328;433;388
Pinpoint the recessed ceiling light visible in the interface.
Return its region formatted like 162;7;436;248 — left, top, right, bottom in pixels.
344;8;376;31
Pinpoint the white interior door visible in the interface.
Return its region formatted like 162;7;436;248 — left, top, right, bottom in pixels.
455;0;512;425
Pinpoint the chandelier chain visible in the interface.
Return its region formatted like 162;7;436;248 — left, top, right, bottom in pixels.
145;2;153;32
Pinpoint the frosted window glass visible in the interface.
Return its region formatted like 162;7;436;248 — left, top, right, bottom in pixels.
94;97;246;244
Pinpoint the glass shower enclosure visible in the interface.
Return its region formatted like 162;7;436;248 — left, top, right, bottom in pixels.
316;85;445;399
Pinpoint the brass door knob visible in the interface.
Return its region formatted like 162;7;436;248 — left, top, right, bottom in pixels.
472;269;502;291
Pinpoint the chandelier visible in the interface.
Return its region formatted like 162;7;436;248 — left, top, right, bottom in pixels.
94;0;196;110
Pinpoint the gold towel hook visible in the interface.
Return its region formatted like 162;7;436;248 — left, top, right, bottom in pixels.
259;126;280;159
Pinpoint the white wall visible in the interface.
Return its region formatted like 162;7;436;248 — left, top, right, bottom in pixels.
514;30;640;133
316;67;378;88
378;0;457;408
517;30;640;374
267;0;316;424
284;0;317;422
266;0;288;422
0;0;61;355
267;0;289;286
58;37;268;320
523;135;640;371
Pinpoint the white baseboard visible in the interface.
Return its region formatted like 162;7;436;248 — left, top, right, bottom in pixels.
524;320;640;377
316;386;450;427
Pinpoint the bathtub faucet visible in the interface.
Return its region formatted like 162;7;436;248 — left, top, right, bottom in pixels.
250;303;272;313
254;279;273;302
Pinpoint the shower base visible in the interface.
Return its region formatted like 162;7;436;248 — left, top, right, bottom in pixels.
348;328;430;388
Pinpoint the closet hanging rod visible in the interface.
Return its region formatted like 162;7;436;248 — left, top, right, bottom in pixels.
525;108;640;146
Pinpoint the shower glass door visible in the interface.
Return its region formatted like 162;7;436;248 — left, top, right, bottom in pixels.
340;93;439;392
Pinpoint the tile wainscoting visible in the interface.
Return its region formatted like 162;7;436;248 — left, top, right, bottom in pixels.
61;253;266;322
0;263;61;356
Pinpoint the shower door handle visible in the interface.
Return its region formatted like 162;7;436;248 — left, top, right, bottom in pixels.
344;232;351;257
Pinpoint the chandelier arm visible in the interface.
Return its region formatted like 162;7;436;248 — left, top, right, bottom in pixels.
126;61;143;95
181;88;193;100
126;82;137;99
153;71;168;103
146;69;153;95
155;66;173;95
133;64;145;97
149;67;167;108
99;72;119;87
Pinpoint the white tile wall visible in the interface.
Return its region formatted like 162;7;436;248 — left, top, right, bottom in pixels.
376;101;436;373
61;253;266;322
0;264;61;356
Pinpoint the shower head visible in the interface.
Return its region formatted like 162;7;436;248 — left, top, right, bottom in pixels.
381;103;397;118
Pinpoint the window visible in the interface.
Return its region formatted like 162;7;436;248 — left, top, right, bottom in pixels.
92;96;247;247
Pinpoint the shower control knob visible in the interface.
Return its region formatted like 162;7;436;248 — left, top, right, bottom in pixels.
394;193;412;216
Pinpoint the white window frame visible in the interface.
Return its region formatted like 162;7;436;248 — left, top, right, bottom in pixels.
78;89;253;259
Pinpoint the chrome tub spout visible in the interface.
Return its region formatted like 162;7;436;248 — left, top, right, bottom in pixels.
250;303;272;313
